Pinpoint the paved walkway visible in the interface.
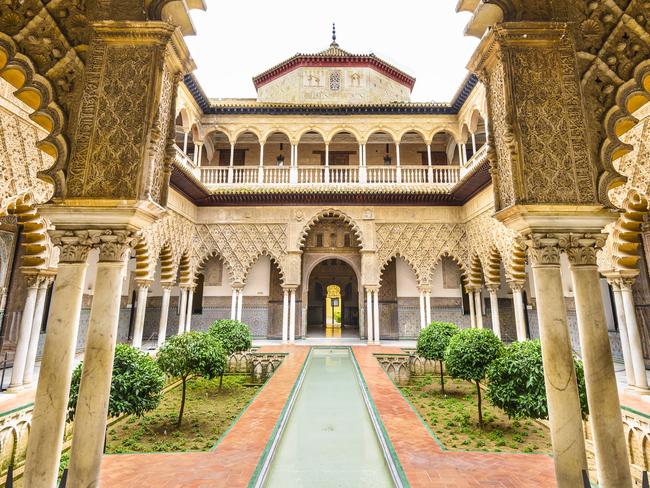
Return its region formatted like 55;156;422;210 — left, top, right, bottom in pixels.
353;346;557;488
99;346;309;487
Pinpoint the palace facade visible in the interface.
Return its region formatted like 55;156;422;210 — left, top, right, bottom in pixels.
0;1;649;488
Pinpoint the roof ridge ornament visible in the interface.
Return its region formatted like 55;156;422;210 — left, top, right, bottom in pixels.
331;22;339;47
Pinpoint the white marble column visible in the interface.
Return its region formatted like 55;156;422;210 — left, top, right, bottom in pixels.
23;276;53;387
230;287;237;320
468;289;476;328
426;144;433;182
183;130;189;154
68;234;134;488
9;274;41;391
568;240;632;488
607;277;635;386
196;142;204;166
487;285;501;339
620;278;649;390
474;289;484;328
289;287;296;343
366;288;374;343
236;288;244;321
425;291;432;324
527;237;587;488
184;287;194;332
258;142;265;183
419;291;426;329
282;289;289;343
373;289;380;344
23;233;91;488
131;280;151;349
324;143;330;183
510;282;527;341
178;287;188;332
471;132;477;154
157;284;172;348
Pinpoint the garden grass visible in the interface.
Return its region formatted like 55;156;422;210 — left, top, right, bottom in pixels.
105;375;260;454
400;374;552;454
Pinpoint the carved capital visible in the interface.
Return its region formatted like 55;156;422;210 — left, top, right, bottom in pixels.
525;233;561;266
619;277;637;292
508;281;526;293
135;279;154;290
560;233;607;267
22;273;43;289
161;283;174;291
486;285;500;294
95;230;139;263
49;230;96;263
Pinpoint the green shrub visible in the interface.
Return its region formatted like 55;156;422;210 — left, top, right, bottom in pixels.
68;344;164;422
445;328;503;426
416;321;460;394
207;319;252;355
157;332;227;425
486;339;589;419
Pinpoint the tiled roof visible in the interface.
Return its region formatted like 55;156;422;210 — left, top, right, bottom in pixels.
251;42;416;91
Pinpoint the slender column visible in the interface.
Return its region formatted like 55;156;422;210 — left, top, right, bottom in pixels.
131;280;151;349
196;142;203;166
182;130;189;154
474;289;484;328
258;142;265;183
358;144;363;166
359;143;367;183
228;142;235;183
426;144;433;182
510;282;527;341
230;287;237;320
237;288;244;321
290;144;298;184
0;286;7;315
468;289;476;328
23;276;53;387
289;287;296;343
193;145;198;165
419;291;426;329
324;143;330;183
178;287;188;332
184;287;194;332
620;278;649;390
9;274;41;391
282;289;289;343
23;232;91;488
460;144;467;166
526;235;587;488
425;292;432;324
157;284;172;348
68;232;135;488
487;286;501;339
366;288;374;342
606;278;635;386
373;289;380;343
567;236;632;488
471;132;477;154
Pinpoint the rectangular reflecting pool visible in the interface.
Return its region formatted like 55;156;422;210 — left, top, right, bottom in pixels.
260;348;399;488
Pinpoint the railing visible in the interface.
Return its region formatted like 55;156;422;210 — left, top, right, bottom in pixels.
198;164;460;188
460;143;488;179
174;145;200;179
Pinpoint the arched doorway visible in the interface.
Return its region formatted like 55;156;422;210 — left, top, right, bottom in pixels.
306;259;360;338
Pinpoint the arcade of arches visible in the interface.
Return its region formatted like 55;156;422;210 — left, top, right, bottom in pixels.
1;1;650;488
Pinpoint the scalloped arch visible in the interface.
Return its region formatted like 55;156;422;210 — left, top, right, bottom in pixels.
298;209;366;251
196;250;238;286
0;34;69;200
242;250;287;287
378;253;423;287
612;189;649;274
430;251;469;286
5;192;49;271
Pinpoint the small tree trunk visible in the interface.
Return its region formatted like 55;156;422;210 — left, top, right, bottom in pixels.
439;360;445;395
178;376;187;426
219;373;223;389
476;380;483;427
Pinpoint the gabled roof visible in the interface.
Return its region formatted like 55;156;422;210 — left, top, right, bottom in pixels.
251;41;417;92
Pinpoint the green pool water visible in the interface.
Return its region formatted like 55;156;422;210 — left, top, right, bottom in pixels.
263;348;396;488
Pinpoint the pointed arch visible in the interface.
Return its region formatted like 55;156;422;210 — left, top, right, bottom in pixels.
431;251;469;287
195;249;237;286
378;252;424;287
242;250;286;287
298;209;365;250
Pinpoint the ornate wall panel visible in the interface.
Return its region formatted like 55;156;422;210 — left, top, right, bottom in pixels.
193;224;288;284
375;223;468;286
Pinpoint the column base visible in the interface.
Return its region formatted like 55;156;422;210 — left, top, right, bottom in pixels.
627;385;650;396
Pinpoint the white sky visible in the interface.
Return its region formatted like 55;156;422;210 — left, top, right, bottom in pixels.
186;1;478;103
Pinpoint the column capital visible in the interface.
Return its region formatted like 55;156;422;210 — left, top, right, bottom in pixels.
135;279;153;290
49;230;96;264
486;284;500;294
561;233;607;267
418;285;432;294
508;280;526;293
281;285;298;292
160;282;175;291
94;230;140;263
525;233;561;266
365;285;380;293
22;272;43;289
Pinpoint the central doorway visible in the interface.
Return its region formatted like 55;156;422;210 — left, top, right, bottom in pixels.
307;259;360;338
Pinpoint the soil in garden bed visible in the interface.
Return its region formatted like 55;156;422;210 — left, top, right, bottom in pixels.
106;375;260;454
400;375;552;454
